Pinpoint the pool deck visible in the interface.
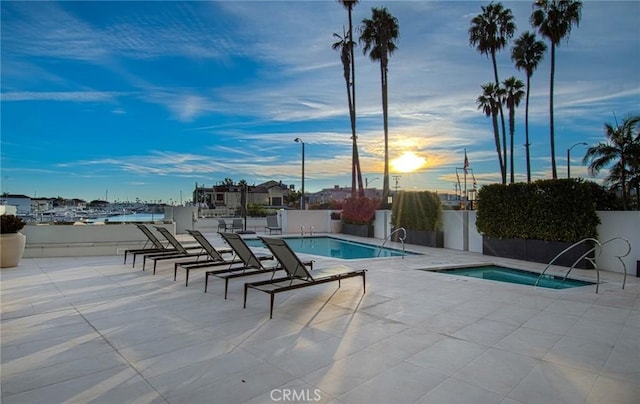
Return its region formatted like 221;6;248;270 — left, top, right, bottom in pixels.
1;232;638;403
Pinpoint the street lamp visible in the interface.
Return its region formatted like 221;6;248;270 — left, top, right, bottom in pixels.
567;142;588;179
294;137;305;210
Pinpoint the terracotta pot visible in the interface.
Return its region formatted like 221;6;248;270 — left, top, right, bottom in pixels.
1;232;26;268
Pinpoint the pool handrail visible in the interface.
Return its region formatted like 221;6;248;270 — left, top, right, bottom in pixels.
378;227;406;258
534;236;630;293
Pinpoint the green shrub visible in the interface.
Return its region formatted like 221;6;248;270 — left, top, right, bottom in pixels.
476;179;600;242
391;191;441;231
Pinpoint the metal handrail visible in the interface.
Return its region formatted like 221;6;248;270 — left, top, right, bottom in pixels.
535;236;630;293
378;227;406;258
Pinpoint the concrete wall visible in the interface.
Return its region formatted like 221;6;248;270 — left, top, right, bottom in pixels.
595;211;639;274
23;222;175;258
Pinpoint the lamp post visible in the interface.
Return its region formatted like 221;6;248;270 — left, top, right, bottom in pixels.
294;137;305;210
567;142;587;179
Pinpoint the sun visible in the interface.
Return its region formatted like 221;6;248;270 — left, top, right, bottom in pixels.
391;152;426;173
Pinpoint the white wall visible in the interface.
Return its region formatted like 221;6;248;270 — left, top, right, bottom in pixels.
438;209;638;275
23;222;175;257
595;211;639;275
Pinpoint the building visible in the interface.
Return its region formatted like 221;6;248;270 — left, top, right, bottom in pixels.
0;194;32;215
192;180;293;216
307;186;383;206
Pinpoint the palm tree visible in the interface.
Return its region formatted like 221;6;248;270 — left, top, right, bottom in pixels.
511;31;547;183
502;76;525;183
477;83;506;184
332;28;360;198
359;7;399;205
531;0;583;179
583;114;640;210
469;1;516;173
336;0;364;198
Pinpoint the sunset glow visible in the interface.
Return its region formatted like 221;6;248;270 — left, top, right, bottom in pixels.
391;152;426;173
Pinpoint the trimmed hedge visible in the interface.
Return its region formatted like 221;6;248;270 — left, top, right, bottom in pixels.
476;179;600;242
391;191;441;231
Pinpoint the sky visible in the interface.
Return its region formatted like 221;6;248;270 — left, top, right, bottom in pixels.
1;0;638;204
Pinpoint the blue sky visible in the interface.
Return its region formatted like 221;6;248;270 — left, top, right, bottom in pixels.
1;1;638;204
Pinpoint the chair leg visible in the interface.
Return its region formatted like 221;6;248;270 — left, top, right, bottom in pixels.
153;261;158;275
224;278;230;299
174;264;178;281
204;272;209;292
269;293;275;319
363;272;366;293
243;284;248;308
185;269;190;287
124;251;128;264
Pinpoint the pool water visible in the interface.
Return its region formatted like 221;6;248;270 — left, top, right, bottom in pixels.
435;265;595;289
244;236;412;259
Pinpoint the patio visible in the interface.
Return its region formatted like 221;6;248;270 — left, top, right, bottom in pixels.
1;233;638;403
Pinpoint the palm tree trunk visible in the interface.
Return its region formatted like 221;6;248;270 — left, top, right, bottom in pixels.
525;75;531;183
509;108;515;183
381;60;390;205
347;6;364;198
549;43;557;179
491;50;507;184
492;112;504;178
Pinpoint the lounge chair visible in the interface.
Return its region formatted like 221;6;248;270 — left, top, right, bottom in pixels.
171;230;241;286
125;224;201;267
123;224;168;265
244;237;366;318
211;233;313;298
265;215;282;234
142;227;211;274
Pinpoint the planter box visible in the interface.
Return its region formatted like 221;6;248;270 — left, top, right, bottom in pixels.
342;223;374;238
482;236;595;269
393;228;443;248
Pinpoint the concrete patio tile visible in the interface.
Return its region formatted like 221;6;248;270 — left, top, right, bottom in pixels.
586;375;640;404
339;361;448;404
543;334;614;373
162;359;293;404
406;336;488;376
245;378;339;404
1;364;162;404
507;362;598;404
452;318;519;347
415;376;505;404
301;346;406;398
493;326;563;359
521;311;580;335
453;348;540;396
3;244;638;404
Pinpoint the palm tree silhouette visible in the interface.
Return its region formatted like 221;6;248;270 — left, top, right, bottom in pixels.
502;76;525;184
359;7;399;206
477;83;506;184
583;114;640;210
469;1;516;181
511;31;547;183
531;0;583;179
336;0;364;198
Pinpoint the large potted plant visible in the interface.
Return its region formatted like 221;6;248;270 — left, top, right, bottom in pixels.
391;191;444;247
341;197;378;237
1;214;27;268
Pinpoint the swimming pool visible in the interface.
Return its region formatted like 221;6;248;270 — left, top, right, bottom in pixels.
244;236;413;259
434;265;595;289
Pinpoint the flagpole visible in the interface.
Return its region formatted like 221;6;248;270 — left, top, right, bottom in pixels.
463;149;467;210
